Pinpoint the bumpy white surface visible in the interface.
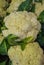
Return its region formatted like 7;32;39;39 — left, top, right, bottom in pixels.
8;42;43;65
35;2;44;16
7;0;25;13
2;11;41;41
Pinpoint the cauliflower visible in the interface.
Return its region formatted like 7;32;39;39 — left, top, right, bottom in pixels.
35;2;44;16
2;11;41;41
7;0;25;13
8;42;43;65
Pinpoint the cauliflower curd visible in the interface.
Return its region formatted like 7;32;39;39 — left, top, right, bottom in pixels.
2;11;41;41
8;42;43;65
7;0;25;13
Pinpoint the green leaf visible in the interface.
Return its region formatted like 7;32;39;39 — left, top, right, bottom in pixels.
0;37;11;55
6;34;19;39
0;40;7;55
29;4;35;13
36;32;44;49
21;36;33;43
8;60;12;65
6;34;33;50
17;36;33;50
6;12;10;16
38;10;44;23
41;23;44;36
18;0;43;12
0;34;19;55
0;17;7;33
0;17;3;33
0;61;6;65
38;11;44;35
6;34;19;45
17;0;33;12
34;0;42;3
21;43;26;50
37;11;44;50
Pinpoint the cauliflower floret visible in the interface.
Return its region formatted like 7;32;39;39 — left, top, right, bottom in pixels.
0;0;6;8
35;2;44;16
0;8;6;17
7;0;25;13
0;0;7;17
8;42;43;65
2;11;41;41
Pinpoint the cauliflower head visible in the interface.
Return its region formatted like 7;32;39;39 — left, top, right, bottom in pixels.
8;42;43;65
2;11;41;41
35;2;44;16
7;0;25;13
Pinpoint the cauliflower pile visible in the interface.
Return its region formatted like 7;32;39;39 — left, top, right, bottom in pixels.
7;0;25;13
2;11;41;41
0;0;44;65
2;11;43;65
8;42;43;65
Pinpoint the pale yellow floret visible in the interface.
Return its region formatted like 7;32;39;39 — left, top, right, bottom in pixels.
0;8;6;17
2;11;41;41
7;0;25;13
8;42;43;65
0;0;7;17
35;2;44;16
0;0;6;8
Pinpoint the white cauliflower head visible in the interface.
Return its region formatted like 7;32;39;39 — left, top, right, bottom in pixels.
2;11;41;41
8;42;43;65
7;0;25;13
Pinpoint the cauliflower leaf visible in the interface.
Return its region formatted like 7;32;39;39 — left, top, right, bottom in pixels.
17;0;43;12
38;10;44;23
34;0;42;3
5;34;33;50
0;40;8;55
0;17;7;33
17;0;35;12
0;61;6;65
36;11;44;50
